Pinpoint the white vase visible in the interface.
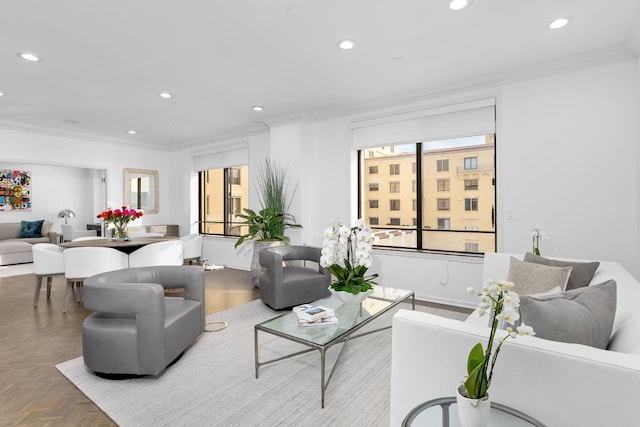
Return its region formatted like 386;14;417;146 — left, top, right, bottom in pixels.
456;384;491;427
328;287;373;305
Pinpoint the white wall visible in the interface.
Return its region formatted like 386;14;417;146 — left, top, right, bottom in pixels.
0;127;171;228
0;161;95;234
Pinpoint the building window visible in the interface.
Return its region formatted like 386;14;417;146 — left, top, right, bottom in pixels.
465;198;479;211
437;179;450;192
369;217;379;225
412;162;417;173
369;200;379;208
369;165;378;174
464;179;478;190
438;218;450;230
465;242;480;252
464;157;478;170
369;183;379;191
390;164;400;175
199;165;249;237
358;135;496;253
437;198;450;211
231;168;242;185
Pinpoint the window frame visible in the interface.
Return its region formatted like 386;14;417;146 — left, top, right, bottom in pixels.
198;166;249;237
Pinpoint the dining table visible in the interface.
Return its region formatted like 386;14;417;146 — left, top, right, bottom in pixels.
59;236;177;254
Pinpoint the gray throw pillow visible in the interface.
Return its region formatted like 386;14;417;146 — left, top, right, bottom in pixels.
523;252;600;291
519;280;617;349
507;257;572;295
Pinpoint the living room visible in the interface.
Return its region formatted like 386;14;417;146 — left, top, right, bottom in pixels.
1;1;640;425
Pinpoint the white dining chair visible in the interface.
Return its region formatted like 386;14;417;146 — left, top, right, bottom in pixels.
181;233;202;265
32;243;65;308
128;240;184;268
62;247;129;313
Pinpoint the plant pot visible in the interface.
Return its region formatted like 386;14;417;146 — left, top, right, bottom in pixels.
251;240;286;287
456;384;491;427
328;287;373;305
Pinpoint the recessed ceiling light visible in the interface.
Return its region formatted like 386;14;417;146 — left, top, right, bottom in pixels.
337;39;357;50
159;92;172;99
0;92;4;97
251;106;264;112
449;0;472;11
549;17;570;30
17;52;41;62
127;130;137;135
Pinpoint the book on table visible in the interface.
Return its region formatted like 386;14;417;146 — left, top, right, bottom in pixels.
293;304;336;322
298;315;339;327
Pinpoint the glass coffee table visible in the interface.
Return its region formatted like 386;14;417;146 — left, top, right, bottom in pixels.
402;397;546;426
254;285;414;408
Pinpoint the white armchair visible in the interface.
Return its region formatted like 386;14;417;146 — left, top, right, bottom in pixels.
181;233;202;265
128;240;184;268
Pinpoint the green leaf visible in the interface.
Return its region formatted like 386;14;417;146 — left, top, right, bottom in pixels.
467;342;484;375
463;342;488;399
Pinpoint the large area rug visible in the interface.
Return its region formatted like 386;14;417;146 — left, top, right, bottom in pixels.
56;299;413;426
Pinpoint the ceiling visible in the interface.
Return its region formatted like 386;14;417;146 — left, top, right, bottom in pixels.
1;0;639;151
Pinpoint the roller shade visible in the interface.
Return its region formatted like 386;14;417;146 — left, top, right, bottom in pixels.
192;143;248;171
351;98;495;149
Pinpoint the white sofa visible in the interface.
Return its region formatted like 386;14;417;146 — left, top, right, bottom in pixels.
390;253;640;426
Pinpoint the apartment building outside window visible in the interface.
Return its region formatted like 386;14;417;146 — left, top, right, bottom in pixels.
369;200;379;208
369;165;378;174
369;217;379;225
369;183;379;191
198;165;249;237
359;134;495;253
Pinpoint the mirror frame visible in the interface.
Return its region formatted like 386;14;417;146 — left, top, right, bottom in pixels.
124;168;159;214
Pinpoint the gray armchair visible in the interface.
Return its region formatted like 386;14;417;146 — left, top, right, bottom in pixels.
82;266;205;377
258;245;331;310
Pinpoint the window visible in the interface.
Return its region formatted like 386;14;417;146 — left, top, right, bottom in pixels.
369;200;379;208
358;135;495;253
465;242;480;252
231;168;242;185
437;198;450;211
464;179;478;190
369;183;379;191
438;218;450;230
369;217;379;225
199;165;249;236
369;165;378;174
464;157;478;170
390;164;400;175
412;162;417;173
389;218;401;226
437;159;449;172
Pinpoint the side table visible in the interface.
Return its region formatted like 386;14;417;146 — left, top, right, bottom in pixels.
402;397;546;427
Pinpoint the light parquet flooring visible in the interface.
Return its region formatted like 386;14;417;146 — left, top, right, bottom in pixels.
0;266;259;427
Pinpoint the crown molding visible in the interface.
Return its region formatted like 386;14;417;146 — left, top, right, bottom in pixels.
0;120;169;151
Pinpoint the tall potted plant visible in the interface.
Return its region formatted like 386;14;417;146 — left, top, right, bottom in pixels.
234;158;301;286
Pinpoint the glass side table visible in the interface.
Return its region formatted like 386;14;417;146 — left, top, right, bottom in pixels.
402;397;546;427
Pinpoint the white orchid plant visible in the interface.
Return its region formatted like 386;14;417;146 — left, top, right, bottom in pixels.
320;219;378;295
462;280;535;400
529;225;548;256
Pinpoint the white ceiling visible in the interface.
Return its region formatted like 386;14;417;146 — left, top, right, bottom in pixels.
1;0;639;151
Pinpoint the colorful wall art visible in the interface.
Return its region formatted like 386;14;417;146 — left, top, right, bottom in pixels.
0;170;32;211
